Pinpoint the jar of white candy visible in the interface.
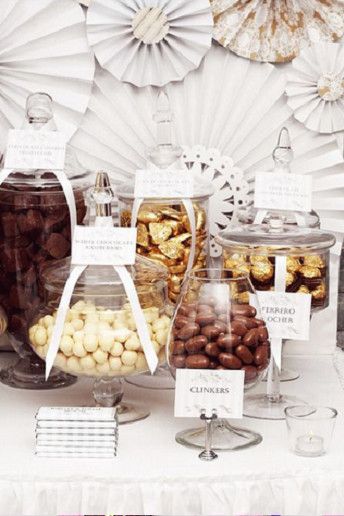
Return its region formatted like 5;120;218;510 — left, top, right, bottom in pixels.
28;254;171;423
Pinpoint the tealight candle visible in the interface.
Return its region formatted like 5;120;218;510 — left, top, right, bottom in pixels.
295;433;325;457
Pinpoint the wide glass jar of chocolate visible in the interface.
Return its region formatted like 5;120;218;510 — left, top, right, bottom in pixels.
0;93;90;389
216;222;336;312
167;268;270;451
28;255;171;423
117;179;213;303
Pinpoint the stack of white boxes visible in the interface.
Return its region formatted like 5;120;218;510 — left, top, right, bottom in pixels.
35;407;118;458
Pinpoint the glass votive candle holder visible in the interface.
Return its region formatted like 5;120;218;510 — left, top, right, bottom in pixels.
285;405;337;457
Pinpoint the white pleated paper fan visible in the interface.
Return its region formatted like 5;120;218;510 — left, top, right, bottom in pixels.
210;0;344;63
86;0;213;87
0;0;95;152
286;42;344;134
71;45;344;236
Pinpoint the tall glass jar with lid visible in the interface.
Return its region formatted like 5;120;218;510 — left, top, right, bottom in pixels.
0;92;91;389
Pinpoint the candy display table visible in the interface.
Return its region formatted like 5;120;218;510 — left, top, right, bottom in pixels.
0;352;343;516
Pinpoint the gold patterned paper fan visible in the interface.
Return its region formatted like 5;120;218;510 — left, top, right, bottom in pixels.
210;0;344;63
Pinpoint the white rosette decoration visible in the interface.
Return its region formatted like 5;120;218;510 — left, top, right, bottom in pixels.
286;42;344;134
86;0;213;87
181;145;250;257
71;45;344;237
210;0;344;63
0;0;95;153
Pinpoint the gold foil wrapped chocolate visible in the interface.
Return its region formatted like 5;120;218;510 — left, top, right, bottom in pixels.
121;202;208;302
223;250;329;310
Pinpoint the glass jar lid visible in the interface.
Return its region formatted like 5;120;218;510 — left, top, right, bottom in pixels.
216;223;336;256
116;173;214;201
42;254;169;296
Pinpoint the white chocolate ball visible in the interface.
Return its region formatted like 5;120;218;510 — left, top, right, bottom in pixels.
152;340;160;354
135;352;148;371
73;330;84;343
67;356;82;373
112;328;132;343
54;352;67;370
110;341;124;357
84;323;98;335
60;335;74;356
109;356;122;371
155;328;167;346
29;324;38;341
63;322;75;336
73;340;87;358
71;318;84;331
85;313;99;324
80;355;96;370
121;350;137;367
93;348;108;365
72;300;86;312
47;326;53;338
120;364;135;374
35;327;47;346
99;332;114;352
125;317;136;331
96;362;111;375
84;334;98;353
113;321;127;330
144;307;159;324
43;315;54;329
125;334;140;351
99;310;115;324
98;321;111;332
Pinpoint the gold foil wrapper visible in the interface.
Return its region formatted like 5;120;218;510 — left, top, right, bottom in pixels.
287;257;302;273
251;261;274;282
303;255;325;269
312;281;326;300
299;266;322;279
149;222;172;244
286;271;296;287
298;284;310;294
137;223;149;248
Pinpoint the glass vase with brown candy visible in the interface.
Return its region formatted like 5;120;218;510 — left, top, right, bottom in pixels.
167;268;270;451
0;92;90;390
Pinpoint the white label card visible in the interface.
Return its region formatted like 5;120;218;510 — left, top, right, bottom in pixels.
72;226;137;266
250;292;311;341
135;169;193;198
254;172;312;212
174;369;244;419
4;129;66;170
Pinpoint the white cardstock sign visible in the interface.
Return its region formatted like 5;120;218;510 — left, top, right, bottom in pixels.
72;226;137;266
254;172;312;212
134;169;194;198
251;292;311;341
174;369;244;419
4;129;66;170
36;406;117;421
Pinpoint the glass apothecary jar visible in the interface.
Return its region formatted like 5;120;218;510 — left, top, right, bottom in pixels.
216;223;335;312
0;92;91;390
215;223;335;419
167;268;270;450
28;255;172;423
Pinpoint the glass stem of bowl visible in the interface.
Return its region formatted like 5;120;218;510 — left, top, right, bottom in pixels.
266;356;282;403
93;377;124;407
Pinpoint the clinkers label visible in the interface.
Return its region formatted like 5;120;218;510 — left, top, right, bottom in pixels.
254;171;312;212
135;169;194;198
174;369;244;419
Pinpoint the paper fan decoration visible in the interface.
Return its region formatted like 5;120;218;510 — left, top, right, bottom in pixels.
181;145;250;257
286;42;344;134
86;0;213;87
0;0;95;152
71;45;344;237
210;0;344;63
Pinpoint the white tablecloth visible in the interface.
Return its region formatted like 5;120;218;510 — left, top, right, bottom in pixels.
0;353;343;516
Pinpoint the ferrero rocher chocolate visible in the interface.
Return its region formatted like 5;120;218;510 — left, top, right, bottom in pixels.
223;250;329;309
121;202;208;301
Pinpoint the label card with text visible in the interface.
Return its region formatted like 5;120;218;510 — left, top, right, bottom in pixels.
254;172;312;212
174;369;244;419
5;129;66;170
72;226;137;266
135;169;193;198
250;291;311;341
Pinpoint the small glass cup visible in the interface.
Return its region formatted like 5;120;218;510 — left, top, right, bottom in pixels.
285;405;337;457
